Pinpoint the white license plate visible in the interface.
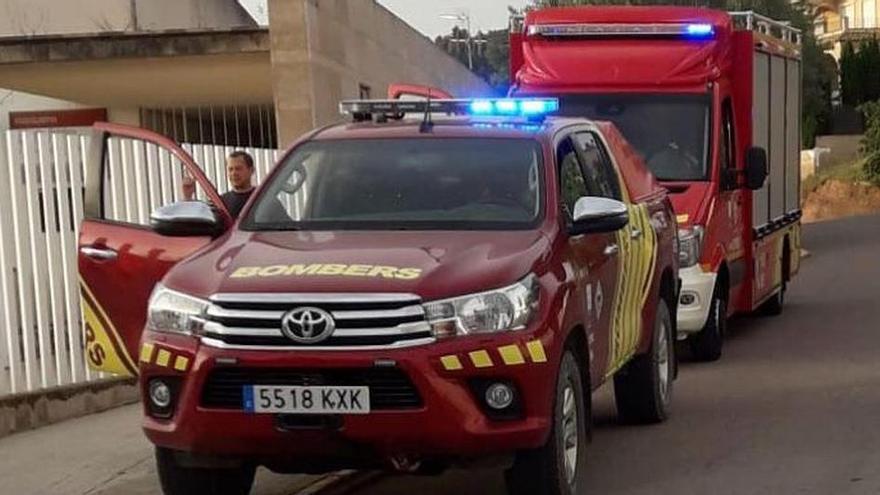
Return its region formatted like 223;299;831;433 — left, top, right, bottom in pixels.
244;385;370;414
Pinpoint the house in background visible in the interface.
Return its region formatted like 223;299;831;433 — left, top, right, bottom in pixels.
813;0;880;59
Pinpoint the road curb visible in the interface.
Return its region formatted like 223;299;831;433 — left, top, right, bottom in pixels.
296;470;384;495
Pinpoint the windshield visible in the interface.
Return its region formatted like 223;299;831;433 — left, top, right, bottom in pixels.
556;94;711;181
242;138;544;231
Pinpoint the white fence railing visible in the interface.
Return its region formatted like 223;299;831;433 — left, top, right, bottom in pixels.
0;129;279;397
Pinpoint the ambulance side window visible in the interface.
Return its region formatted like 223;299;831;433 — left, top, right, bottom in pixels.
556;137;588;219
573;132;623;201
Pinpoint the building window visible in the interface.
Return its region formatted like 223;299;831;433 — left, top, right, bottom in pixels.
139;104;277;149
359;84;372;99
864;0;877;28
814;18;827;35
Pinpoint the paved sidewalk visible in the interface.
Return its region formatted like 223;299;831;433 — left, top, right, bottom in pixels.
0;404;321;495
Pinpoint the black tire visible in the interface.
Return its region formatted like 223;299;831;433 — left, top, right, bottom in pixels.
504;351;588;495
614;300;674;424
759;283;785;316
156;447;256;495
689;286;726;362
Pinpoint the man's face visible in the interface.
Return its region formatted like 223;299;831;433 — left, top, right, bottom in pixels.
227;156;254;190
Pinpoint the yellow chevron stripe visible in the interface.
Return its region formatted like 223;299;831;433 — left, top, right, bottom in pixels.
526;340;547;363
139;343;155;364
498;345;526;365
174;355;190;372
440;355;463;371
155;349;171;367
469;350;494;368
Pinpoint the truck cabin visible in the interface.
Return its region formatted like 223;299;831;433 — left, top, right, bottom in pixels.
509;7;801;204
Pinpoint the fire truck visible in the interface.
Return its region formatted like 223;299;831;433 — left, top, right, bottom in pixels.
79;98;678;495
510;7;802;361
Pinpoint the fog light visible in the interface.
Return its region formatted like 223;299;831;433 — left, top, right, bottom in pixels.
149;380;172;408
485;383;515;410
680;292;697;306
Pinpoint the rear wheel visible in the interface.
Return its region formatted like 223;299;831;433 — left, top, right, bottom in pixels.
156;447;256;495
504;350;588;495
689;286;726;362
614;300;674;424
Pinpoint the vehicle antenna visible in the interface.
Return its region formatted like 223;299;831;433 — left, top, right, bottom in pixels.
420;89;434;133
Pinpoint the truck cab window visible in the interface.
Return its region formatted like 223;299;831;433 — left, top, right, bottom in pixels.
573;132;623;201
721;98;736;171
557;138;588;217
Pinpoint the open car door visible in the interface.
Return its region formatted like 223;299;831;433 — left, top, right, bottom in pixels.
79;122;232;376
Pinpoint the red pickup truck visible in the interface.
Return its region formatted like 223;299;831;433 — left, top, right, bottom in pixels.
79;98;678;495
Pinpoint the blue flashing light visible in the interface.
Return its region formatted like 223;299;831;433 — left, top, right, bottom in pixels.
465;98;559;119
686;24;714;38
470;100;494;114
521;99;559;115
495;100;519;115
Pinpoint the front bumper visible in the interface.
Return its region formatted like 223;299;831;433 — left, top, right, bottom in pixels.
138;328;560;466
676;265;717;335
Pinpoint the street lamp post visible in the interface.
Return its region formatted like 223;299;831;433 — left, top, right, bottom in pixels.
439;12;486;70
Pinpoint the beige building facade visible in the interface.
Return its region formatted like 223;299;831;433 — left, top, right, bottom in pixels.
814;0;880;59
0;0;491;147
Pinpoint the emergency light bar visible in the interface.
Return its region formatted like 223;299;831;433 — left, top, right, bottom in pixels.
528;22;715;39
339;98;560;121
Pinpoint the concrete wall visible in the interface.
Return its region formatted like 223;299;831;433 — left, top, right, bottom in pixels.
0;90;93;131
815;134;864;168
0;0;255;36
268;0;492;145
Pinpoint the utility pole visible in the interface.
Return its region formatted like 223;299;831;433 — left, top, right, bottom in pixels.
440;12;487;70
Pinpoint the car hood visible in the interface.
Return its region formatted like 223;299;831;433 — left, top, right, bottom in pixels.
164;229;551;302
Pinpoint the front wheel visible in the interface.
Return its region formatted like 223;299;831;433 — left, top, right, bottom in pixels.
504;350;588;495
156;447;256;495
689;287;726;362
613;300;674;424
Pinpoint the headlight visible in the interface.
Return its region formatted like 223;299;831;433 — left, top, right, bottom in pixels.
147;284;209;335
423;274;539;338
678;226;704;268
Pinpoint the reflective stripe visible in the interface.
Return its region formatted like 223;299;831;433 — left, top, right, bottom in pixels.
155;349;171;367
174;355;190;372
498;344;526;365
469;350;494;368
526;340;547;363
139;343;155;363
440;355;463;371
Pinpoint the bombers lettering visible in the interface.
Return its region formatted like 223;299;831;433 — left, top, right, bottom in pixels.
230;264;423;280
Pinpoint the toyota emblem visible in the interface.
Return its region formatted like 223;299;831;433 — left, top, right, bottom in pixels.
281;307;336;344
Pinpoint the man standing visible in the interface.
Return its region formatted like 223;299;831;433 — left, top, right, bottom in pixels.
182;151;279;220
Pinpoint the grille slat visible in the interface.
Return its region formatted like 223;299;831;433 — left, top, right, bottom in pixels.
201;367;422;410
201;293;434;349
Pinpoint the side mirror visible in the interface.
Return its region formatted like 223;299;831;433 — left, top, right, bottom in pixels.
569;197;630;236
745;147;768;190
151;201;223;237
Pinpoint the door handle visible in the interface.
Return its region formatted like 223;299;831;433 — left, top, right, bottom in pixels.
630;228;643;239
603;244;619;256
80;246;118;261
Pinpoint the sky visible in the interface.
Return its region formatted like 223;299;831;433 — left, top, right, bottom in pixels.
237;1;531;38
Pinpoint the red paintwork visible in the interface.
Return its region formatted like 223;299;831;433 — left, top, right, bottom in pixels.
387;83;454;100
82;114;677;466
511;6;799;315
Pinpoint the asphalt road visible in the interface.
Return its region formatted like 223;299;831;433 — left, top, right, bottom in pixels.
341;214;880;495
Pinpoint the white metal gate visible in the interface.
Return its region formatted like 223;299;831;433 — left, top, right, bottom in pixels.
0;129;278;397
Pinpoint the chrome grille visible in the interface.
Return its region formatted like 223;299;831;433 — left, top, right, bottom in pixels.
201;293;434;349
